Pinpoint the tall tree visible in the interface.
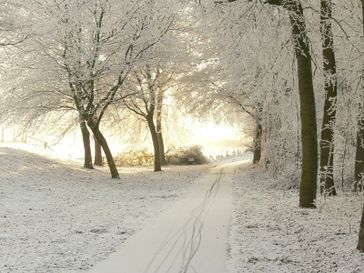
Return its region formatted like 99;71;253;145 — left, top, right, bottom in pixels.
203;0;317;196
356;0;364;252
354;0;364;192
319;0;338;196
123;66;166;172
354;104;364;192
266;0;318;208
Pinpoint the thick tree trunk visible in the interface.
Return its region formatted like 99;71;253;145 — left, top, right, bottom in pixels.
156;89;166;165
319;0;337;196
362;0;364;35
356;0;364;253
89;124;119;179
354;107;364;192
147;116;162;172
358;204;364;252
266;0;318;207
253;121;262;164
80;120;93;169
288;1;318;208
354;0;364;192
94;138;103;166
157;132;166;165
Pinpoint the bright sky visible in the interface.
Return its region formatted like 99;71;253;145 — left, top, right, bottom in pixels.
0;116;248;159
189;121;240;142
185;119;246;156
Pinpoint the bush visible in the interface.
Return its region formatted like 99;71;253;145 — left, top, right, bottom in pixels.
115;149;154;167
166;145;209;165
115;146;209;167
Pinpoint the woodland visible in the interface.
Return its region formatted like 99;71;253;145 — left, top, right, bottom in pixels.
0;0;363;269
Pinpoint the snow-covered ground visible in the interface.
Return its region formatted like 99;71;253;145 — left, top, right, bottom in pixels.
228;164;364;273
2;144;364;273
0;146;209;273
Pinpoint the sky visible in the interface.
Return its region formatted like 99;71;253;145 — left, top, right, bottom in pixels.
0;116;248;160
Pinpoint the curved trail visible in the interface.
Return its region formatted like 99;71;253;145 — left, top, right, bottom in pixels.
88;159;248;273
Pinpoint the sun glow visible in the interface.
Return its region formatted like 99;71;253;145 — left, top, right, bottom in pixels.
184;118;247;157
0;115;249;160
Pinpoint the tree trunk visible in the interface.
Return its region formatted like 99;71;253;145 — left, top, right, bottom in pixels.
147;116;162;172
157;132;166;165
319;0;337;196
253;120;262;164
354;106;364;192
356;0;364;253
341;134;348;191
362;0;364;35
288;1;318;208
94;138;103;166
80;120;93;169
89;124;119;179
358;204;364;252
266;0;318;207
156;89;166;165
354;0;364;192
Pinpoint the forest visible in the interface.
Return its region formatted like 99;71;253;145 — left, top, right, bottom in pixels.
0;0;363;272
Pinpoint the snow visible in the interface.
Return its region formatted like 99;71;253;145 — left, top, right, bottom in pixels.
0;146;208;273
88;160;244;273
1;145;364;273
228;164;364;273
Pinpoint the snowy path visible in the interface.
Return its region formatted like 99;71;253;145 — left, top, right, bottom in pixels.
88;160;247;273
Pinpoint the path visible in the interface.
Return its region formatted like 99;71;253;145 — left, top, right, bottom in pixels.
88;159;247;273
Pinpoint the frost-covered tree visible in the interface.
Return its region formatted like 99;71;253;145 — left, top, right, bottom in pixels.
265;0;318;207
122;65;176;172
2;0;176;178
0;1;28;47
200;0;318;207
318;0;338;196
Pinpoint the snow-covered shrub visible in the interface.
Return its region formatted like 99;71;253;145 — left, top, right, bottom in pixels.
166;145;209;165
115;149;154;167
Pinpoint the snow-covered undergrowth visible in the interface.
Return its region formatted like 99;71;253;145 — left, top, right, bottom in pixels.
228;165;364;273
0;147;208;273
